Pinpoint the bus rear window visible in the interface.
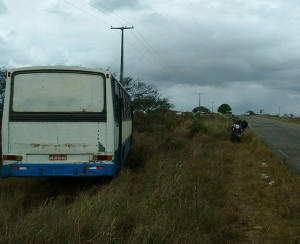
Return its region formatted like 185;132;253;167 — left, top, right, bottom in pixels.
12;72;104;113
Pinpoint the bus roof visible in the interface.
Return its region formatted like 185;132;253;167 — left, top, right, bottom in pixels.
8;66;110;75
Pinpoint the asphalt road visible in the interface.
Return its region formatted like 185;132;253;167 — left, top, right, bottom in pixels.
239;115;300;175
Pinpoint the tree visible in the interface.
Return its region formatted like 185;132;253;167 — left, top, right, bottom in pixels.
218;104;232;114
0;67;7;107
192;106;210;114
121;77;174;114
246;110;255;115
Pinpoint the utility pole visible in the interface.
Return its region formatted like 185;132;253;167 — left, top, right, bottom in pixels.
197;93;203;109
111;26;134;84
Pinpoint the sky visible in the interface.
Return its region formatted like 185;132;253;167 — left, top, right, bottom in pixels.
0;0;300;116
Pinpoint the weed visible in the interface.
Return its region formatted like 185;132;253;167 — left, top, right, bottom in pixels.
0;114;300;243
189;118;207;136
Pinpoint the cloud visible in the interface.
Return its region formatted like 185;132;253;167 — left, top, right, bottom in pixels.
161;81;300;116
1;0;300;116
0;37;10;64
0;0;7;15
46;5;75;22
124;0;300;98
88;0;146;11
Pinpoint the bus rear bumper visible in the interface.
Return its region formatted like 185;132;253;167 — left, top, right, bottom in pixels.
1;163;115;178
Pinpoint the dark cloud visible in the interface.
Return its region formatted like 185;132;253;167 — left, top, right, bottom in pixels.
1;0;300;115
0;38;10;64
125;6;300;98
0;0;7;15
46;5;75;22
88;0;146;11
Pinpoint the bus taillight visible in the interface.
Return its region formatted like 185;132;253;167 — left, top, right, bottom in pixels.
12;166;27;170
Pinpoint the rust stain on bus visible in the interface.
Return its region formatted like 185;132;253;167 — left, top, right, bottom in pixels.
30;143;40;147
65;143;73;148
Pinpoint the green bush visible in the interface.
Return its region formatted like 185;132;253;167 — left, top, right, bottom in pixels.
189;119;207;136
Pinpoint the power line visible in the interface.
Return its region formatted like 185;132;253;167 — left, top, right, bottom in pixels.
61;0;111;25
111;26;134;83
88;1;168;67
61;1;180;83
134;28;172;72
89;0;132;26
123;37;175;80
86;1;175;75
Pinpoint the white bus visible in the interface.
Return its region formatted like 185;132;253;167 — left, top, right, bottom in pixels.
1;66;132;177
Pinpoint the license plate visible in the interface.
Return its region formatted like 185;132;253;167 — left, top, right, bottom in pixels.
49;154;67;161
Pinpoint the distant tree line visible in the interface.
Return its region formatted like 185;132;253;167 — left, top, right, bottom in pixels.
121;77;174;114
0;66;234;116
192;106;210;114
0;67;7;108
217;104;232;114
192;103;232;114
0;68;174;114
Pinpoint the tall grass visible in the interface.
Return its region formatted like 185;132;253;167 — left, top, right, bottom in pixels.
0;114;300;243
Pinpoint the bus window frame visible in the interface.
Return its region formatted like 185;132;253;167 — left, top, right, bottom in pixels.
111;77;132;122
9;69;107;122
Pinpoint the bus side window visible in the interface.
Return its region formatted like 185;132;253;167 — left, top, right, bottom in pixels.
113;79;120;122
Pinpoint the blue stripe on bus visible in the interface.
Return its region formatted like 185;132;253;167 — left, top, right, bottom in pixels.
0;163;115;178
1;137;132;178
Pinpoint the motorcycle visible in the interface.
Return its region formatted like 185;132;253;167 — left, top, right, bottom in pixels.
230;119;248;143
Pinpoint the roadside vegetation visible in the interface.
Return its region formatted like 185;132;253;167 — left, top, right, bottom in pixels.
0;113;300;243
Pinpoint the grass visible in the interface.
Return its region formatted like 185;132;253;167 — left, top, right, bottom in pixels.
0;113;300;243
